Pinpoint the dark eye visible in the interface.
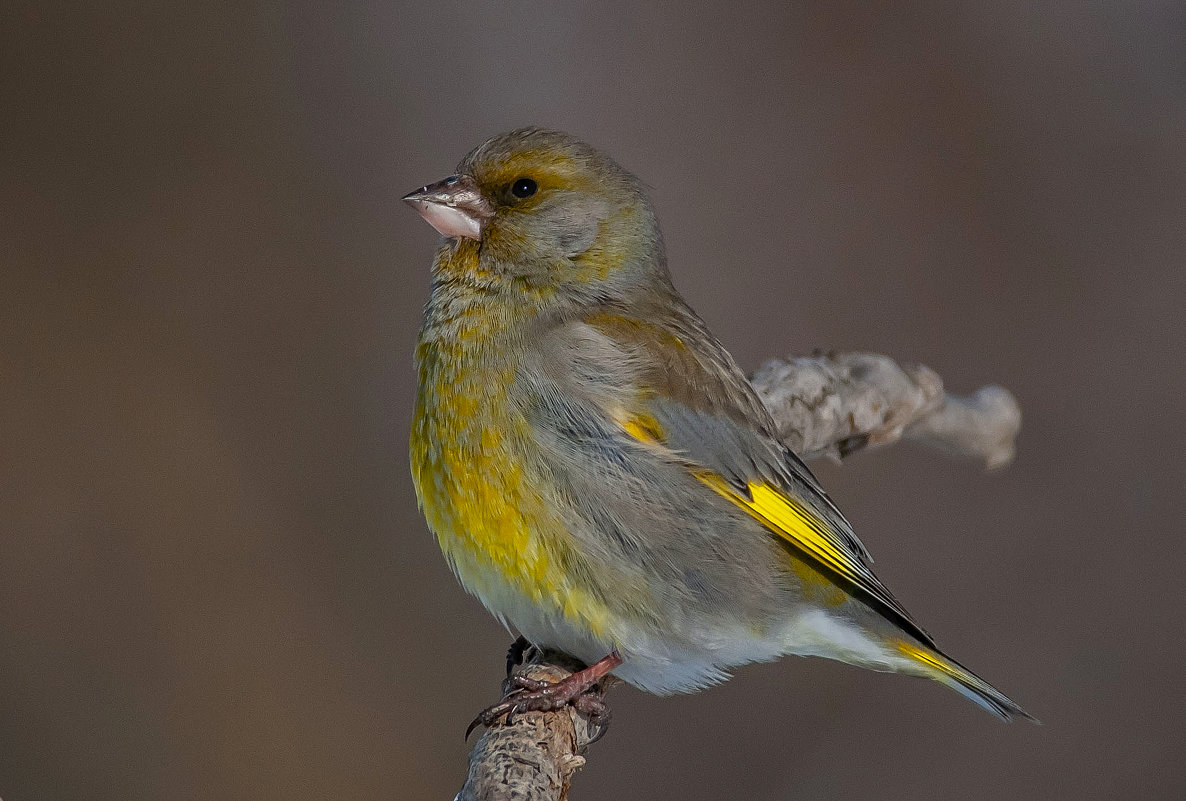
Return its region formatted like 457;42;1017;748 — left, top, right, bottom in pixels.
511;177;537;199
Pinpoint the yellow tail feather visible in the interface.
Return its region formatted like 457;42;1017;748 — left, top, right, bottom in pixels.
894;640;1037;722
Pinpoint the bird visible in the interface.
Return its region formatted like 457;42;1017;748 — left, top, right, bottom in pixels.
404;127;1033;730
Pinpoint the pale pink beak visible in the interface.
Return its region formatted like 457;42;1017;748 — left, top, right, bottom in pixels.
403;175;494;240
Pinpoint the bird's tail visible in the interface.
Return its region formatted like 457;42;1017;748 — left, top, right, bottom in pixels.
893;639;1037;722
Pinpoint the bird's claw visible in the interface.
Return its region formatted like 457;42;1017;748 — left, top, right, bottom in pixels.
464;674;608;740
466;650;622;740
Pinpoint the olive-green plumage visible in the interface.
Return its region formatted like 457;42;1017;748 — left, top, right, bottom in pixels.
407;128;1032;720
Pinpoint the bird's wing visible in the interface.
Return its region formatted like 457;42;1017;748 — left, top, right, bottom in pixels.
581;304;934;646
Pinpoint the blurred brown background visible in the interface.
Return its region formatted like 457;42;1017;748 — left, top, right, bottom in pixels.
3;2;1184;799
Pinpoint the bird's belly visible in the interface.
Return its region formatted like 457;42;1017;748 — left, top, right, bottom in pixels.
416;468;621;667
410;377;619;652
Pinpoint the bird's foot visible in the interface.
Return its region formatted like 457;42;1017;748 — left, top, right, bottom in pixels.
466;650;622;739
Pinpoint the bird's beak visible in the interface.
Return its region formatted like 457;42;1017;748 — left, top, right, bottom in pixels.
402;175;494;240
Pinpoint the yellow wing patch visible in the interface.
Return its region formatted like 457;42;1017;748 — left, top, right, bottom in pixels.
614;410;664;444
616;413;868;592
614;411;931;643
696;474;868;591
695;472;933;645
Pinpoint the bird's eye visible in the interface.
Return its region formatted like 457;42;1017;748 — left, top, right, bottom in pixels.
511;177;538;199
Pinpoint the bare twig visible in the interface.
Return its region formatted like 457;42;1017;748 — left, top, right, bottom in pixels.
457;649;611;801
750;352;1020;469
457;350;1021;800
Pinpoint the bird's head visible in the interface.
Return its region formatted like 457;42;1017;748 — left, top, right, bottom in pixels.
405;128;667;302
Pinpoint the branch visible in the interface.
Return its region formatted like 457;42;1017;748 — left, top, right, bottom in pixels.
457;351;1021;800
457;649;611;801
750;352;1020;469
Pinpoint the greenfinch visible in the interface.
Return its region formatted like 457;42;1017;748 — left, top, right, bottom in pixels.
405;128;1032;725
